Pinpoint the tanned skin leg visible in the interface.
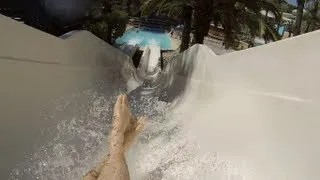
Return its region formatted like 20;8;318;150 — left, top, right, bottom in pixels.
83;95;145;180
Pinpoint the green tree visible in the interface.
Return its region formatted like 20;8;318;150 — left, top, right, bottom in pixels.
83;0;128;44
294;0;306;35
127;0;133;15
210;0;281;47
273;0;287;31
192;0;214;44
294;0;320;35
180;5;193;52
306;0;320;31
281;0;296;13
141;0;281;50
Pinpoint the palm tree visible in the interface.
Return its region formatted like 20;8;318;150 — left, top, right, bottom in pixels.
294;0;306;35
295;0;320;35
83;0;128;44
301;0;320;33
274;0;287;31
192;0;214;44
302;11;311;32
190;0;281;46
210;0;281;48
141;0;281;50
141;0;193;52
308;0;319;31
180;5;193;52
126;0;132;15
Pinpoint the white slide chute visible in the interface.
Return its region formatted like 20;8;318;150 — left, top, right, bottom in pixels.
1;14;320;180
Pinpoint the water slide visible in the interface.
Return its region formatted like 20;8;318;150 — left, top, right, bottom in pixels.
1;14;320;180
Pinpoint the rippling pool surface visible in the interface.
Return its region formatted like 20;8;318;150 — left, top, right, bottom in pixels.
116;28;172;50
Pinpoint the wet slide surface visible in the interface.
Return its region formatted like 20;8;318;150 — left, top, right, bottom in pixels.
1;15;320;180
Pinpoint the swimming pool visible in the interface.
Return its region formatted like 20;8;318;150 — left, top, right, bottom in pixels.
116;28;172;50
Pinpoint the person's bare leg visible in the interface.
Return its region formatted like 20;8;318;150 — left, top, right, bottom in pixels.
83;95;145;180
97;94;131;180
83;116;145;180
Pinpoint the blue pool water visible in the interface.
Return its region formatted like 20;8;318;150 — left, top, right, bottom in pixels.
116;28;172;50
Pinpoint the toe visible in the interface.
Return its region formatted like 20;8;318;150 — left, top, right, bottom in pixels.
122;94;129;106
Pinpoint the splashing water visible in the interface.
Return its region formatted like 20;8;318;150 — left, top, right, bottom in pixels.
10;89;115;179
9;88;176;180
9;45;251;180
9;88;246;180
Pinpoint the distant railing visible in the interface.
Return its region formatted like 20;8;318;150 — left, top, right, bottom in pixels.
129;17;171;32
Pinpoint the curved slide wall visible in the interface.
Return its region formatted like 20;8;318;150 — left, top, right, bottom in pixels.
0;15;138;179
1;14;320;180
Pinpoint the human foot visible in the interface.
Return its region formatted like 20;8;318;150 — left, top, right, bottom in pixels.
83;94;146;180
112;94;131;133
123;116;146;152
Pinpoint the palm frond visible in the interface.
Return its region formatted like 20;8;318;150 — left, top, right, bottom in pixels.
229;4;280;42
264;20;282;40
140;0;168;16
259;0;281;21
160;1;185;16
